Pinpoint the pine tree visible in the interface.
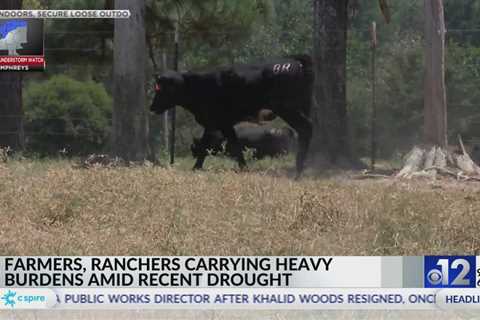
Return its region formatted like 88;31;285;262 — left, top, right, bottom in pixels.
397;0;480;178
112;0;148;161
312;0;390;166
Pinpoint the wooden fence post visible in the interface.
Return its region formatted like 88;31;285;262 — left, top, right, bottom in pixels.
170;25;179;165
370;21;377;171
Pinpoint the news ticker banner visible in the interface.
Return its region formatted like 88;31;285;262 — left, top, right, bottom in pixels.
0;10;131;19
1;256;480;310
0;11;130;72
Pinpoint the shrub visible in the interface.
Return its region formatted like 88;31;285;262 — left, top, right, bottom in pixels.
23;75;112;156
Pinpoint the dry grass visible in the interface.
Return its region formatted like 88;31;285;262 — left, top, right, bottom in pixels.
0;158;479;256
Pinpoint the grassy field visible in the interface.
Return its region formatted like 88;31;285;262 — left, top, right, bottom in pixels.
0;156;479;256
1;157;479;319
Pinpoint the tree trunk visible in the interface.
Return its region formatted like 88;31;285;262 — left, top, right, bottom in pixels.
0;0;24;150
396;0;480;180
312;0;351;164
424;0;447;148
112;0;148;161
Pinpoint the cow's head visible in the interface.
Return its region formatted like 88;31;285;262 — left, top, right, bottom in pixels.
150;71;184;114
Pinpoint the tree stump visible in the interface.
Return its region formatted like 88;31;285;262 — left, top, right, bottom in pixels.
397;136;480;181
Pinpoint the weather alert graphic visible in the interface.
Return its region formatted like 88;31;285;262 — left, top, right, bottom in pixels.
0;20;27;55
0;19;45;71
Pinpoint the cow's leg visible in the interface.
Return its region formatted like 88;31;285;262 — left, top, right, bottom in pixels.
221;126;247;170
277;111;312;178
192;129;216;170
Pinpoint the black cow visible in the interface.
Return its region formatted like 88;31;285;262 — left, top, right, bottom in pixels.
191;123;297;160
150;55;313;177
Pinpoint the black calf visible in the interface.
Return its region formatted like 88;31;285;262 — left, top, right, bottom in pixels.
191;123;297;160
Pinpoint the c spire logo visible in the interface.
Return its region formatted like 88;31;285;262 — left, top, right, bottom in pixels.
1;290;17;308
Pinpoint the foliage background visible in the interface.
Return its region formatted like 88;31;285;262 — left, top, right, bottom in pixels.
19;0;480;159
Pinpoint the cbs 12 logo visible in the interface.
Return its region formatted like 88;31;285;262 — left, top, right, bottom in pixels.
424;256;476;288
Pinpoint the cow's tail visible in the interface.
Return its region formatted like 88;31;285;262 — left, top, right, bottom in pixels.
290;54;314;116
291;54;314;80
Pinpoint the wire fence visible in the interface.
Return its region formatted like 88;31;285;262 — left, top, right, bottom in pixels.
0;13;479;158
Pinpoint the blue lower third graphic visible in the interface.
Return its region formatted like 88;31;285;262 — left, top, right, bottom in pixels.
424;256;476;288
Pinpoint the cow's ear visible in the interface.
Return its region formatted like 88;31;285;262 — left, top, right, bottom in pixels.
155;75;164;85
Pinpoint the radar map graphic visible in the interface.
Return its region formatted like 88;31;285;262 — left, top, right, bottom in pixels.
0;20;27;56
